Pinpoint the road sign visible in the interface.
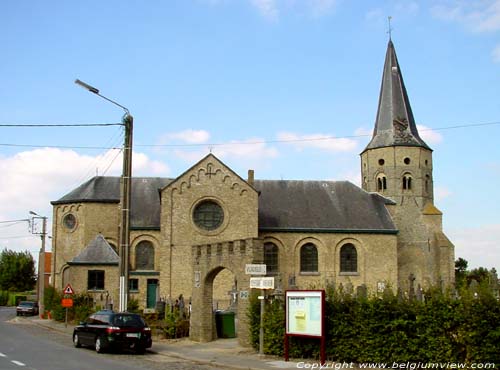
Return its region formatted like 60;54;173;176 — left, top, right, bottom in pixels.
245;264;267;275
63;283;74;295
61;298;73;308
250;277;274;289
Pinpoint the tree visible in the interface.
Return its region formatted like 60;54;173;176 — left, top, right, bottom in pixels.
0;249;36;291
455;257;468;290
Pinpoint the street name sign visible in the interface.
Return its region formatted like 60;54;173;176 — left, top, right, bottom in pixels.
245;264;266;275
250;277;274;289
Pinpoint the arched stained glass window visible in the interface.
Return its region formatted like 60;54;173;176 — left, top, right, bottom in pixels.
300;243;318;272
340;243;357;273
264;242;279;274
135;241;154;270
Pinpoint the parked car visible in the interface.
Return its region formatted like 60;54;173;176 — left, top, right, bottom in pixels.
16;301;39;316
73;310;152;354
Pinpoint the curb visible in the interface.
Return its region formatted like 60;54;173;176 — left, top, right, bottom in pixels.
27;318;270;370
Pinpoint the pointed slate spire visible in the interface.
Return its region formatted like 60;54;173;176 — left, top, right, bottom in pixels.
363;40;431;152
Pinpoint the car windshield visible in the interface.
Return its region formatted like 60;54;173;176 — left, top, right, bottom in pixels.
19;302;34;307
112;314;145;328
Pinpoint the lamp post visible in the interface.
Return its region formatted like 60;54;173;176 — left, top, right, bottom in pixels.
75;79;133;312
30;211;47;317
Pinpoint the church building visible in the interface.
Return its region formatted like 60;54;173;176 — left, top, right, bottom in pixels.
50;40;455;341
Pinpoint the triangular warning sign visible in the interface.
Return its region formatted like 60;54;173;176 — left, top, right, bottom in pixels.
63;283;74;295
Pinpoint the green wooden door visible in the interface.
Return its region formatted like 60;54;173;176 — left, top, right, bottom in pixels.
146;279;158;309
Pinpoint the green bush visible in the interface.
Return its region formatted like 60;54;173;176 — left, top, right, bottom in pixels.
0;290;9;305
249;287;500;365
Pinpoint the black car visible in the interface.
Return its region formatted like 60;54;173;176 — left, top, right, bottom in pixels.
73;310;152;354
16;301;39;316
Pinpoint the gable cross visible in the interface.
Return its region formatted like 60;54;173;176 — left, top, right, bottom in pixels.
206;164;216;179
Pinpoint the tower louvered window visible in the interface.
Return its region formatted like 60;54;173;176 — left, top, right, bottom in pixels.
403;174;412;190
377;174;387;191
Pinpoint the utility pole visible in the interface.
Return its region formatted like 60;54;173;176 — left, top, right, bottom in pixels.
30;211;47;317
75;79;133;312
119;113;133;312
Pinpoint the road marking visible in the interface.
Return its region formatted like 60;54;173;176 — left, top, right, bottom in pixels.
0;352;6;357
11;360;26;366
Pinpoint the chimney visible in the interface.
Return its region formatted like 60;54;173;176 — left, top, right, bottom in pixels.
247;169;254;186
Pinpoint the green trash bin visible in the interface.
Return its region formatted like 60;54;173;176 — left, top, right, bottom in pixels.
215;310;236;338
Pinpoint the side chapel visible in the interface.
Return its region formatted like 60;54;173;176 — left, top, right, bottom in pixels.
50;40;455;340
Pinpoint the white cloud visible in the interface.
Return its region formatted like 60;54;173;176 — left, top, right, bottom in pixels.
431;0;500;33
448;223;500;269
0;148;169;252
395;1;419;16
158;129;211;145
173;137;279;169
434;186;452;201
417;124;443;145
308;0;338;17
277;131;358;152
250;0;279;20
248;0;338;20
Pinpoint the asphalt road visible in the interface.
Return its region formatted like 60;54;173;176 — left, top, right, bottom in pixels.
0;307;217;370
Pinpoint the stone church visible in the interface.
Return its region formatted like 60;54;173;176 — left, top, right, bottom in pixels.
50;40;454;341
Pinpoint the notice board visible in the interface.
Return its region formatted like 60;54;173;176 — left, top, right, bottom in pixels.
285;290;324;337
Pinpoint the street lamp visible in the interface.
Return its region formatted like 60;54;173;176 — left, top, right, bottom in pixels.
75;79;133;312
30;211;47;317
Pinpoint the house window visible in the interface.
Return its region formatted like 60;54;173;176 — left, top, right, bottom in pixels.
264;242;279;274
129;278;139;292
193;200;224;231
87;270;104;290
135;241;154;270
377;174;387;191
300;243;318;273
402;174;412;190
340;243;357;273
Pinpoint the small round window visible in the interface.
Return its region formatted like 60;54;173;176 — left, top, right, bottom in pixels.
193;200;224;231
378;159;385;166
63;214;77;230
404;157;411;165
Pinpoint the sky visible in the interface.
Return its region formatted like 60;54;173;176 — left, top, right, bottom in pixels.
1;0;499;272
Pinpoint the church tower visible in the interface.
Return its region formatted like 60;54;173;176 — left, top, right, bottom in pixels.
361;40;454;291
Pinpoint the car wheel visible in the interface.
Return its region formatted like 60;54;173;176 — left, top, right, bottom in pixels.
135;345;145;355
95;336;104;353
73;334;81;348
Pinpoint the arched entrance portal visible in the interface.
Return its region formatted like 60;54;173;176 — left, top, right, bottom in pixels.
190;238;263;345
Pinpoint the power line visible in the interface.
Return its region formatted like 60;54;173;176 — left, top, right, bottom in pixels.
0;123;122;127
0;120;499;150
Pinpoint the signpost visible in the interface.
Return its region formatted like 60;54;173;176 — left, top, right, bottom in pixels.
62;284;74;327
246;265;273;356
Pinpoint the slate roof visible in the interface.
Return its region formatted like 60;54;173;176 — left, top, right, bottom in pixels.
52;176;173;229
363;40;430;153
70;234;119;265
53;176;397;233
254;180;396;232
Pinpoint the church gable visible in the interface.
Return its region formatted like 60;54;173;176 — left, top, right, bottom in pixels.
161;153;257;197
161;154;259;245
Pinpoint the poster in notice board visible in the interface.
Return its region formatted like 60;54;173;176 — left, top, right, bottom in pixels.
285;290;324;337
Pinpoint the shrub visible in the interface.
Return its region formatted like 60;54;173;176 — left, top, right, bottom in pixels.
249;287;500;366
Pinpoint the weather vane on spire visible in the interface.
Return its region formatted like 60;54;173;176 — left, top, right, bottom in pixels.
387;16;393;40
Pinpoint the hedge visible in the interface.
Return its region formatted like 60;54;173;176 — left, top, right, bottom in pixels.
248;286;500;365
